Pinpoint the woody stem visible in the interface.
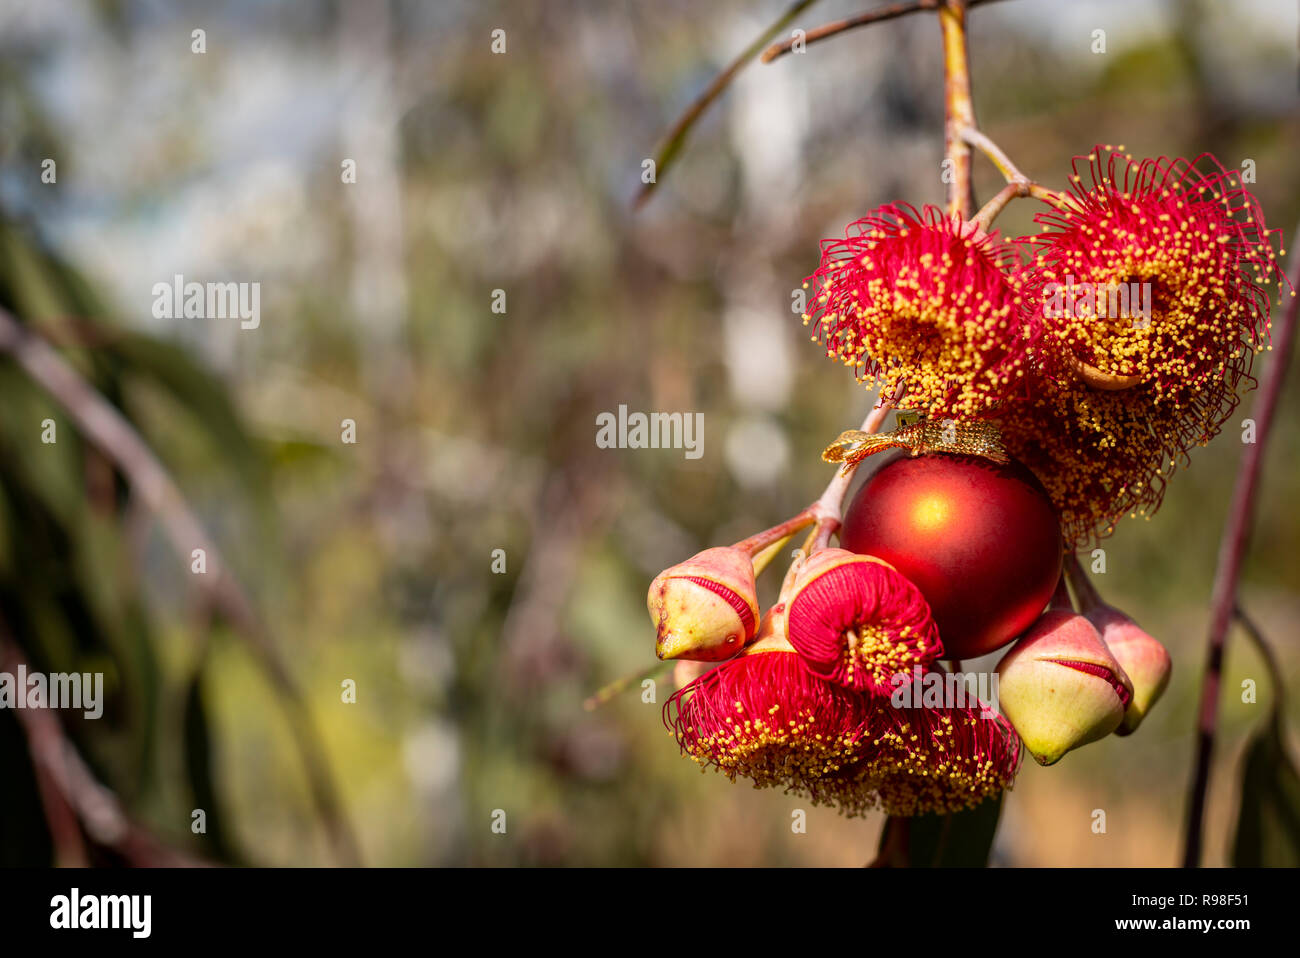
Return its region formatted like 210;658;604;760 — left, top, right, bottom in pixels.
810;400;895;529
1183;230;1300;867
972;181;1029;232
959;126;1028;185
732;511;816;557
940;1;976;219
961;126;1071;217
738;399;895;558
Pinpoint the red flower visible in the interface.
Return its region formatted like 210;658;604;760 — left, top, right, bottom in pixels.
665;603;1020;816
856;696;1023;816
803;203;1038;417
785;548;942;695
1018;146;1289;410
664;607;878;805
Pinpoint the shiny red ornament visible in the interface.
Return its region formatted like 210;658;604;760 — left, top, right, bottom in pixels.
840;453;1063;659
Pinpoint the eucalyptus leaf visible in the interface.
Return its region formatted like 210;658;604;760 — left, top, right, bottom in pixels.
1231;717;1300;866
880;795;1004;867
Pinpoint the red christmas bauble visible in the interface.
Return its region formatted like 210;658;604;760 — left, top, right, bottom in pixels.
840;453;1063;660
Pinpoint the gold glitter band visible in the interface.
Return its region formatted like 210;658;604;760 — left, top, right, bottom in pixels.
822;415;1009;468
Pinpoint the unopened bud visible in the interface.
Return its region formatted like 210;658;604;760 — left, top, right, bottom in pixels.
649;547;759;661
995;609;1133;766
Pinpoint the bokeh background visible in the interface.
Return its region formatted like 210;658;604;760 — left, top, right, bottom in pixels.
0;0;1297;866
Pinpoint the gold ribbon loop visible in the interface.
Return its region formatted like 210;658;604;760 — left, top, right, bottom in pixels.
822;416;1008;467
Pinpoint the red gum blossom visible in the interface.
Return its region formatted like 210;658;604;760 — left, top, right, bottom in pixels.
682;575;756;637
786;559;941;694
1046;658;1132;708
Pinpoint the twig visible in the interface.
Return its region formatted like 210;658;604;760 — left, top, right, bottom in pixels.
971;180;1029;232
961;125;1072;213
732;508;817;557
1181;230;1300;867
734;397;895;558
591;399;894;708
0;631;206;865
761;0;1013;64
584;661;672;712
633;0;823;210
0;306;361;867
959;125;1028;185
939;1;976;218
1234;604;1286;715
817;401;894;510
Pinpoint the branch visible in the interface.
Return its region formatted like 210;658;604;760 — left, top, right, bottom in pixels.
971;180;1029;232
810;398;894;529
939;0;976;218
961;126;1072;215
0;306;361;867
762;0;1013;63
633;0;823;210
1181;230;1300;867
639;0;1016;209
1234;604;1286;717
959;125;1029;186
0;631;207;866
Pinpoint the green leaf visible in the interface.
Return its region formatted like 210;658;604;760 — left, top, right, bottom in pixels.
112;333;269;497
0;710;54;865
1231;717;1300;867
183;667;241;864
880;795;1004;867
1231;609;1300;867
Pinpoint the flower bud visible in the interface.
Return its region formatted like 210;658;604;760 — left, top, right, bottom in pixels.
995;609;1134;766
673;605;785;697
649;547;759;661
1086;604;1171;735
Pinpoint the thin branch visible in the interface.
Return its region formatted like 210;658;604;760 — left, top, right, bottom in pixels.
761;0;1014;64
939;0;976;218
811;398;894;524
633;0;823;210
734;395;895;557
971;180;1029;232
732;508;817;557
763;0;939;63
1234;604;1286;717
0;632;206;866
0;306;361;867
959;125;1029;185
1181;230;1300;867
961;126;1072;214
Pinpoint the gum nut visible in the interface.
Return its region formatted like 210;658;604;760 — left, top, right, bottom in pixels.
649;547;759;661
995;609;1134;766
